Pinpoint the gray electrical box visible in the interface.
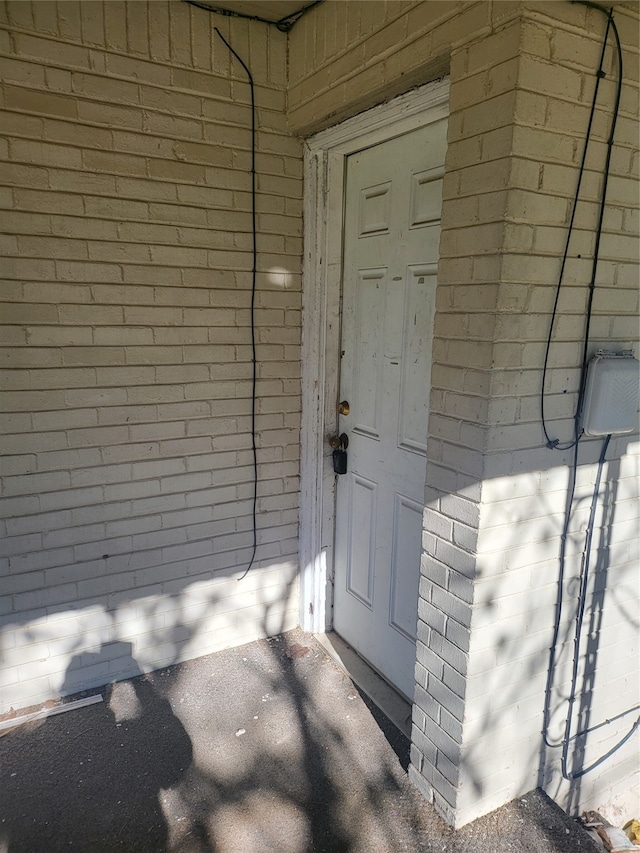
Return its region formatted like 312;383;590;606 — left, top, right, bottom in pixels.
581;351;639;437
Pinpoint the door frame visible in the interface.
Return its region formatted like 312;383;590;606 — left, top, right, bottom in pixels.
299;78;450;635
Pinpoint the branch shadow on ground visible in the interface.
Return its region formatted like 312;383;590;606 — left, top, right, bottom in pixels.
0;589;430;853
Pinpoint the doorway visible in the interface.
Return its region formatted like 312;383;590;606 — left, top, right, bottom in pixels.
333;119;446;699
300;79;450;703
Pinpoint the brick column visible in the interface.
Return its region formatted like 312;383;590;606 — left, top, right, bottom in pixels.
411;0;640;826
408;15;524;825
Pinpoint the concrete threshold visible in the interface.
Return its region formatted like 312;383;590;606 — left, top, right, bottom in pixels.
314;630;413;738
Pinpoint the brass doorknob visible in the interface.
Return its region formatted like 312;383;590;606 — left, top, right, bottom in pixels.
338;400;350;416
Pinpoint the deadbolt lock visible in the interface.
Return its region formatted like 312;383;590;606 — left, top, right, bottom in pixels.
338;400;350;416
329;433;349;450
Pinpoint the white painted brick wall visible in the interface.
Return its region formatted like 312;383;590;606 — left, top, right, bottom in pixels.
0;0;300;713
458;2;640;826
289;0;639;829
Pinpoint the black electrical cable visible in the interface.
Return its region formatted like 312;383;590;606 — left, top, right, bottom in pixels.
182;0;323;32
542;4;619;748
568;703;640;743
187;0;322;583
544;434;640;773
540;9;613;451
575;9;623;417
541;2;638;780
566;716;640;779
561;435;640;780
559;436;610;763
542;436;581;749
274;0;323;32
213;27;258;581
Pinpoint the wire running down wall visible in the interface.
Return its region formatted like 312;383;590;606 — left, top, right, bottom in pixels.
0;0;302;713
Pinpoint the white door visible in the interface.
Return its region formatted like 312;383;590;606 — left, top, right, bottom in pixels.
333;119;446;700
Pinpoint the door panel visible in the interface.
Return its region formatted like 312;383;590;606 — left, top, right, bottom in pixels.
399;266;438;455
389;493;425;639
333;118;446;700
346;473;376;606
352;269;386;437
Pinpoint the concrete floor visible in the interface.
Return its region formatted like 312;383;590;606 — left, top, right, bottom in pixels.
0;629;598;853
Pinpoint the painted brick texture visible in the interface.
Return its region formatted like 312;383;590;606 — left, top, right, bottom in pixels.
0;0;300;712
289;0;639;828
464;2;640;823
